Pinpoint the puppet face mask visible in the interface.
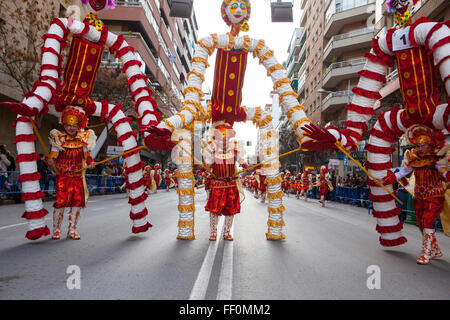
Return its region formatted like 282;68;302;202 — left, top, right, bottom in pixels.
225;1;248;25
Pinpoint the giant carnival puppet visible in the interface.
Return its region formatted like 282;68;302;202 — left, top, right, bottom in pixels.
301;0;450;259
143;0;315;240
1;0;162;240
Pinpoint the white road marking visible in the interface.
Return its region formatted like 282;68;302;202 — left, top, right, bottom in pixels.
0;217;50;230
189;217;225;300
216;224;234;300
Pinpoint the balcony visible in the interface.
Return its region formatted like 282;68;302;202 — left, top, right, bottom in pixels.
321;90;353;114
324;0;376;38
322;58;366;89
323;27;374;63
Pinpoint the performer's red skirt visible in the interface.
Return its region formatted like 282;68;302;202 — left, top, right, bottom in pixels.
205;181;240;216
54;175;85;208
319;184;328;197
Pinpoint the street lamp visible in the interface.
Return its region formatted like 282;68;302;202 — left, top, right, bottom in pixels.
169;0;194;18
271;0;294;23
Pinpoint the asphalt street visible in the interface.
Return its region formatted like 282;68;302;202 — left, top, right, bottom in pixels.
0;189;449;300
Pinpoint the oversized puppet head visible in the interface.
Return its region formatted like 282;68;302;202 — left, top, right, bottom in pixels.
81;0;115;12
221;0;251;34
61;106;88;134
386;0;419;27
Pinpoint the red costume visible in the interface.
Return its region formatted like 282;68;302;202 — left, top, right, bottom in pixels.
204;122;245;241
383;125;448;264
48;107;96;240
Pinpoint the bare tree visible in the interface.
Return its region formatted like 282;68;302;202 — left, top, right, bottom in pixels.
0;0;57;96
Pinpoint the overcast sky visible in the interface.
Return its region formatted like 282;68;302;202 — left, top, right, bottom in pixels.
192;0;301;157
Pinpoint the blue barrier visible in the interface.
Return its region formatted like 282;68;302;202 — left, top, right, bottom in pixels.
0;171;125;199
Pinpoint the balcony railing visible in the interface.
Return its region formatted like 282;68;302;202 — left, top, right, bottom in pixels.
322;90;354;105
323;57;366;79
324;27;374;53
326;0;376;25
116;0;141;7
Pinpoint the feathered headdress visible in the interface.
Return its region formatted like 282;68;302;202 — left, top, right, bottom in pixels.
406;124;445;151
61;106;88;130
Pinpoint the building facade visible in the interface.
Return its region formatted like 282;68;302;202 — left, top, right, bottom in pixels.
99;0;198;117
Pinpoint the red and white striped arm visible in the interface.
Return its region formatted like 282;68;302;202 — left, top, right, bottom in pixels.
338;35;394;150
93;101;151;233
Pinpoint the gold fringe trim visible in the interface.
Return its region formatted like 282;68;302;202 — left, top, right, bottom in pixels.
279;91;298;104
211;33;218;49
252;106;262;125
184;86;204;98
197;40;215;56
206;102;212;121
262;145;279;155
178;204;195;213
191;57;210;68
267;191;284;199
163;119;176;132
174;156;192;163
187;69;205;82
257;115;273;128
242;35;251;52
178;113;187;128
176;171;194;179
260;129;277;140
263;162;281;170
286;105;306;120
267;220;285;228
293;118;311;132
268;205;286;214
253;39;265;58
267;64;284;77
178;220;194;228
259;50;274;64
273;78;291;90
183;100;206;120
180;107;198;121
177;234;196;240
266;232;286;240
266;175;283;185
224;32;235;51
177;188;195;196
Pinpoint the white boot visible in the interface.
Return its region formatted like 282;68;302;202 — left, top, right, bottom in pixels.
52;208;64;240
222;215;234;241
67;208;81;240
417;229;433;265
209;213;218;241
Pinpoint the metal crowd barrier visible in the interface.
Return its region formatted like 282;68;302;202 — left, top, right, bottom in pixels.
0;171;125;199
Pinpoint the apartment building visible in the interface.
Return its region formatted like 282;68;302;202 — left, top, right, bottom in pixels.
99;0;199;117
288;0;376;127
0;0;88;156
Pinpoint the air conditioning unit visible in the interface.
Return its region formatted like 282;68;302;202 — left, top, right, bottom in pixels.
169;0;193;19
271;1;293;23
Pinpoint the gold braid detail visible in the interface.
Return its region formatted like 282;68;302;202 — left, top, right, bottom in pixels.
273;78;291;90
187;69;205;82
242;35;251;52
253;39;265;58
286;105;306;120
197;40;215;56
191;57;210;68
267;64;284;77
259;50;274;64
